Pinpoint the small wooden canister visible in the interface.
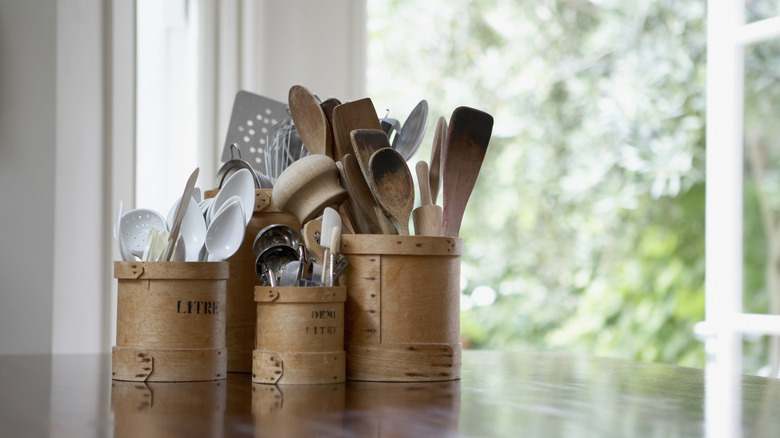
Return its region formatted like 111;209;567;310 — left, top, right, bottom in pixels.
112;261;229;382
338;235;463;382
204;188;301;373
252;286;346;385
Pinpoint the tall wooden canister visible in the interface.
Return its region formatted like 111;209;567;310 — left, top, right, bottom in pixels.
338;235;463;381
204;188;301;373
112;261;229;382
252;286;346;385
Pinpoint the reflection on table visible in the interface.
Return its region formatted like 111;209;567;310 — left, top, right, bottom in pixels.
3;350;780;437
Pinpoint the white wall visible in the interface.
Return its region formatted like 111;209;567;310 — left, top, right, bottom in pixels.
0;0;57;354
0;0;364;355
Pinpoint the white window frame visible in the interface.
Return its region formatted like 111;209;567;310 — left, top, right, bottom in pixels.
703;2;780;434
704;1;780;368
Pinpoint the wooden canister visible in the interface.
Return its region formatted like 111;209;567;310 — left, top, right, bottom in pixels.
252;286;346;385
204;188;301;373
338;235;463;381
112;261;229;382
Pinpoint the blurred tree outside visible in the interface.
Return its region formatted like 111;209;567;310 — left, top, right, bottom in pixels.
366;0;710;368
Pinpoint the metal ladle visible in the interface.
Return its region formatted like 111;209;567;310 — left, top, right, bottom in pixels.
255;244;299;286
215;144;272;189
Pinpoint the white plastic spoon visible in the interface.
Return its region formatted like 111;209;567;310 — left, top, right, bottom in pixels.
172;235;187;262
209;168;255;225
167;195;207;262
205;200;246;262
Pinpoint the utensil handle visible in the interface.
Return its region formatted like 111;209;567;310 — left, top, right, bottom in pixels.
415;161;433;206
162;168;200;261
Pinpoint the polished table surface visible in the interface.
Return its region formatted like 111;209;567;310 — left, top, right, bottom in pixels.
2;350;779;437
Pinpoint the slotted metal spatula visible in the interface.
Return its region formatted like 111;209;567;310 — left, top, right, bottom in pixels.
222;90;290;169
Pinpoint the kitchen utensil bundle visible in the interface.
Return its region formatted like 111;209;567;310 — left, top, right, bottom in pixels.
252;207;347;287
114;166;254;262
112;88;490;386
277;87;492;238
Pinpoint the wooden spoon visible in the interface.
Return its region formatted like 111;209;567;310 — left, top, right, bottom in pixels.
441;106;494;237
321;97;341;156
288;85;332;157
350;128;389;185
429;116;447;205
331;97;382;162
368;147;415;235
412;161;443;236
320;98;341;129
341;154;384;234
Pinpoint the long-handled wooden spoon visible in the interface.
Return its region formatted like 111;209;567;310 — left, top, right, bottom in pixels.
412;161;443;236
429;116;447;205
288;85;331;157
331;97;382;162
368;147;415;235
441;106;493;237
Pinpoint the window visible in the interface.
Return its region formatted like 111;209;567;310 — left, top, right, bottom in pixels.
136;0;201;215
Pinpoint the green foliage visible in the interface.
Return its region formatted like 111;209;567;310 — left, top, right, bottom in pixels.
368;0;707;367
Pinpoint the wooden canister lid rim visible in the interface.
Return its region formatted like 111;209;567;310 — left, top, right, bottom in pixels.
339;235;463;256
114;261;229;280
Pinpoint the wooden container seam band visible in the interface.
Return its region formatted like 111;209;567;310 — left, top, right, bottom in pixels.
112;261;229;382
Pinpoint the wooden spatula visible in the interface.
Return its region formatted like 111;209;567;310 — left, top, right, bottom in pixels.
441;106;493;237
429;116;447;205
331;98;382;162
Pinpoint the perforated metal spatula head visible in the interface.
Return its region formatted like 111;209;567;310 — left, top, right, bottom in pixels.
222;90;290;169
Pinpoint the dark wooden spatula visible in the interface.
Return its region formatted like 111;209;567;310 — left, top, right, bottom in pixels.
441;106;494;237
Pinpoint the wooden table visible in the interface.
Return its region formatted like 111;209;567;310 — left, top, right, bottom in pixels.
1;350;779;437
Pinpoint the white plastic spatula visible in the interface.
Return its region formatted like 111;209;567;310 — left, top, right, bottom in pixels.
319;207;341;284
